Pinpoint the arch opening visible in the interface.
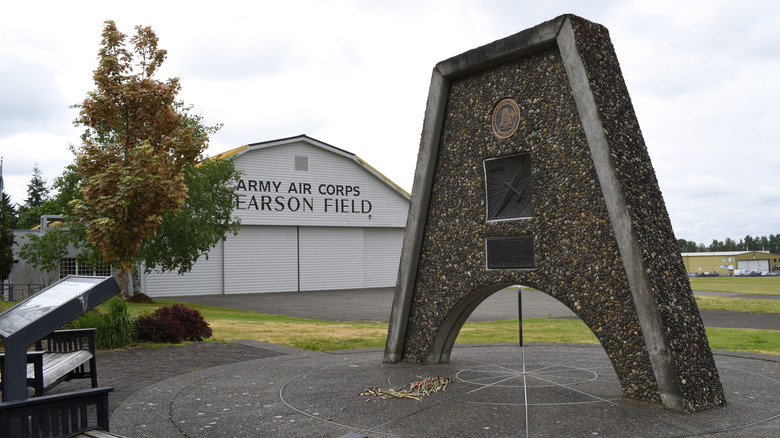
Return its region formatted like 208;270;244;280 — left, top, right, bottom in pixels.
428;284;595;364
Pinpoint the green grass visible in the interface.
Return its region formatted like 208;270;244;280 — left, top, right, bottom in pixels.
125;300;778;355
694;295;780;313
689;277;780;296
2;289;777;355
458;318;598;344
704;328;780;355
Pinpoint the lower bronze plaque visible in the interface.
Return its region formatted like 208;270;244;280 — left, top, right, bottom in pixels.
486;236;534;269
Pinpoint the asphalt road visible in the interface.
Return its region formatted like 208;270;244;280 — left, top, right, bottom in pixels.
169;287;779;330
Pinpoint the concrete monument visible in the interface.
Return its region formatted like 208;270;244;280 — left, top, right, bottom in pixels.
384;15;725;412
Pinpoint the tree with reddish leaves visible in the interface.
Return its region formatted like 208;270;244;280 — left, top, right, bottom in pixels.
71;21;208;294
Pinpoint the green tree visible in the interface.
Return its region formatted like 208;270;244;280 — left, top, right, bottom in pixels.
16;165;54;229
19;155;240;278
758;235;770;251
140;156;240;274
24;165;49;209
17;204;62;230
677;239;700;253
0;191;17;290
71;21;207;293
769;234;779;254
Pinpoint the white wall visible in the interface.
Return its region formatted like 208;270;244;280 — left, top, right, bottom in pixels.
142;137;409;297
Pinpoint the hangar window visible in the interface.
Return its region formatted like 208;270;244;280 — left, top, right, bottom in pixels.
295;156;308;171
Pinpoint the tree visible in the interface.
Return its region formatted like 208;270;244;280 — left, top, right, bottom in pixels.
19;155;240;278
677;239;700;253
140;156;240;274
0;191;17;291
70;21;208;293
17;204;62;230
769;234;779;254
15;165;54;229
25;165;50;209
16;159;82;229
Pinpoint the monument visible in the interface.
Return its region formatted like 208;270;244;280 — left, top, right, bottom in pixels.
384;15;725;412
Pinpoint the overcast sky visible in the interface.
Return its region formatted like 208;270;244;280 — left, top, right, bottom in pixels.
1;1;778;245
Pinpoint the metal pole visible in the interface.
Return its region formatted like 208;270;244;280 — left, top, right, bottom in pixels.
518;286;523;347
518;285;529;438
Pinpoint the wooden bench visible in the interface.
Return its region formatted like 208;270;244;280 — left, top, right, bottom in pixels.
0;329;98;400
0;386;125;437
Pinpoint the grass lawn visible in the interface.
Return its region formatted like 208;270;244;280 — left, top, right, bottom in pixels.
2;284;777;355
694;295;780;313
126;300;778;356
689;276;780;296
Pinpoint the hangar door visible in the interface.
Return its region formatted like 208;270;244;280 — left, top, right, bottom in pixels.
146;225;403;296
737;259;770;273
225;226;373;293
224;226;298;293
142;240;225;297
299;227;365;291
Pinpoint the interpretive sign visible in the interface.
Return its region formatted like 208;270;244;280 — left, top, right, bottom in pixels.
384;15;724;412
0;276;120;401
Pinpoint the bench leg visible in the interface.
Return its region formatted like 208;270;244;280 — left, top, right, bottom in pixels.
90;356;99;388
33;357;45;397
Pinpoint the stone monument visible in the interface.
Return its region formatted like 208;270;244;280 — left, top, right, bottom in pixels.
384;15;725;412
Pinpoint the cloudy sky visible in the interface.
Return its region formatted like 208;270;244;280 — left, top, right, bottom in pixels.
1;0;778;245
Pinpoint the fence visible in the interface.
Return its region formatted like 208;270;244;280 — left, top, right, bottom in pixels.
2;283;47;302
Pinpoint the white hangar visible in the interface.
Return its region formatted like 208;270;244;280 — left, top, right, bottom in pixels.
141;135;410;297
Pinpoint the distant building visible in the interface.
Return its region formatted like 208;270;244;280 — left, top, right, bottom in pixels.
681;251;780;277
8;216;113;300
141;135;410;297
6;136;410;299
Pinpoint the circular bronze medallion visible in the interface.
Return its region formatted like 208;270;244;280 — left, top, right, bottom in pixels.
491;98;520;139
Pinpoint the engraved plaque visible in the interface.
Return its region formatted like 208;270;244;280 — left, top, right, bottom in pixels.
484;154;533;221
486;236;534;269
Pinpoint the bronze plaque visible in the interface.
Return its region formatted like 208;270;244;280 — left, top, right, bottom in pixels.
484;153;533;221
486;236;534;269
491;98;520;138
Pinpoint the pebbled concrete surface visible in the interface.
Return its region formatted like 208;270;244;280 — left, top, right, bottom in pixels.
107;342;780;437
72;288;776;437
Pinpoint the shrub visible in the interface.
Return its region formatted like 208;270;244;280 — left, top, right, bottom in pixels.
136;311;186;343
167;304;213;341
72;296;136;349
136;304;212;343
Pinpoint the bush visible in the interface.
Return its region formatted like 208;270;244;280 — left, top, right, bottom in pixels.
136;304;212;343
136;311;186;343
72;296;136;349
167;304;213;341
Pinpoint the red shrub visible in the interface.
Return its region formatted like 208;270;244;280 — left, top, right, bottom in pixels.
167;304;213;341
136;305;212;343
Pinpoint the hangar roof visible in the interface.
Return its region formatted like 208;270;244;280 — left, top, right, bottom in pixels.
209;135;410;199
